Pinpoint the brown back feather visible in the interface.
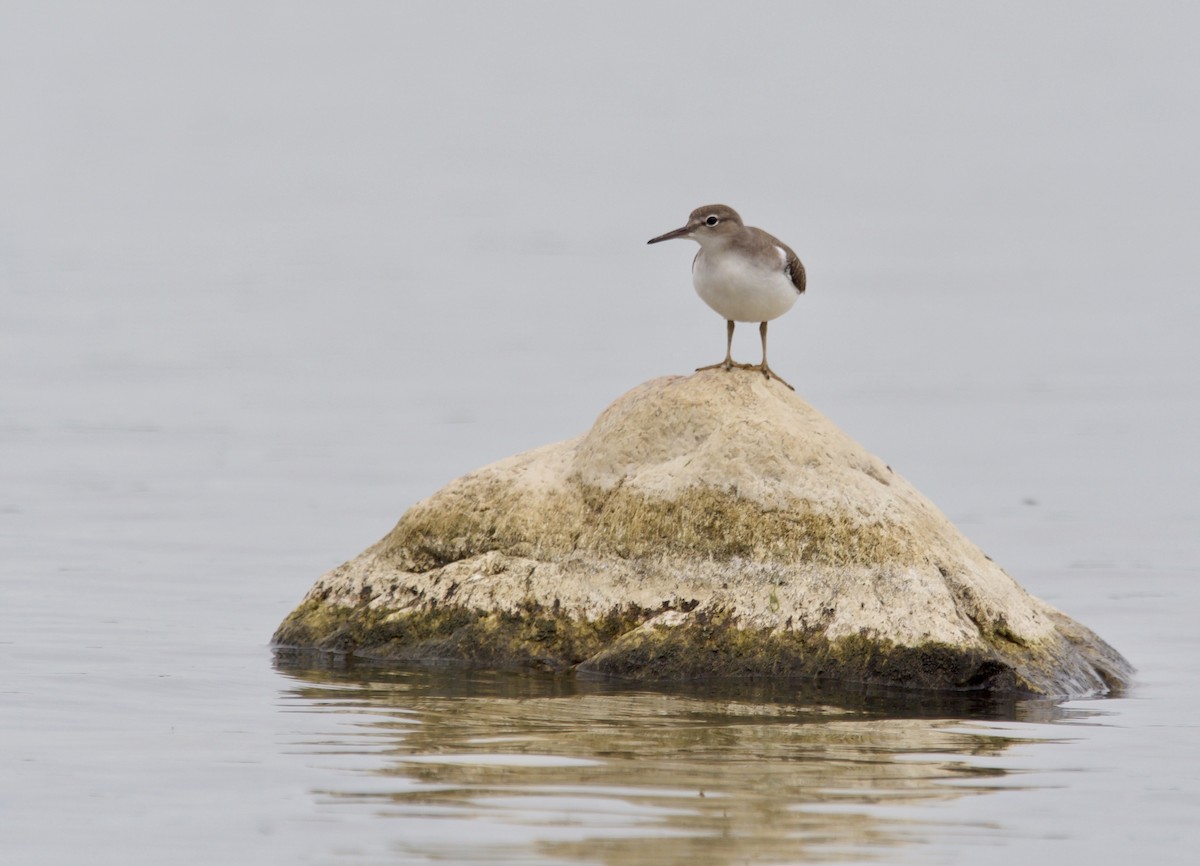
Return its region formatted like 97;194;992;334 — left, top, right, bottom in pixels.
746;226;806;295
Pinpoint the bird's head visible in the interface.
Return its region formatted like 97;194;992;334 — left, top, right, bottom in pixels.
647;204;743;248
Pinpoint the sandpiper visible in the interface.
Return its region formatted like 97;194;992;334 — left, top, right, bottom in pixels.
648;204;805;390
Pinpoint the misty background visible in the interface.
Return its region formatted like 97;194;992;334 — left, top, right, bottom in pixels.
2;3;1197;864
4;3;1196;577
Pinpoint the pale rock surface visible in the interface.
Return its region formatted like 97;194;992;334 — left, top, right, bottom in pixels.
274;371;1132;697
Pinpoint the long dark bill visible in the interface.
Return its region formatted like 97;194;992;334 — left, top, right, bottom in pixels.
646;226;690;244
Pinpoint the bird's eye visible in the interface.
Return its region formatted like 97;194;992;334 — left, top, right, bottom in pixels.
705;215;719;226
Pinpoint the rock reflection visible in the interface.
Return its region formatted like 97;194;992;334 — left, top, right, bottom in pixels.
274;652;1087;865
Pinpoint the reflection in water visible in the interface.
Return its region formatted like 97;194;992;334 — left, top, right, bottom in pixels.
274;652;1089;865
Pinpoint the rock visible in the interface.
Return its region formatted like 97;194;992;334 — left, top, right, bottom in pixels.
272;370;1133;697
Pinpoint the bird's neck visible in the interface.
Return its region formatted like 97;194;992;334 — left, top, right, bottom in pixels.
694;233;738;256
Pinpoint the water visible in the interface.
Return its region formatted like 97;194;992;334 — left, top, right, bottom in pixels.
2;2;1198;863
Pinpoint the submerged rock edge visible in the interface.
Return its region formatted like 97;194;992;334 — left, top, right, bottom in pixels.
271;595;1131;698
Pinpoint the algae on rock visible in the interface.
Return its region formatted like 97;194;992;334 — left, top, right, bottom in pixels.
273;370;1133;697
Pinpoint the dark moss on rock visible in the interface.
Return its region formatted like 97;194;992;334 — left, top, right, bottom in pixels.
385;482;921;573
273;599;1033;691
273;597;659;673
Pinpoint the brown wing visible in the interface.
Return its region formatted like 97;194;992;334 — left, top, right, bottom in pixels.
747;225;805;295
783;245;805;295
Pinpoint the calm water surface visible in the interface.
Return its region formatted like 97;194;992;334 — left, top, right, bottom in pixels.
3;3;1199;864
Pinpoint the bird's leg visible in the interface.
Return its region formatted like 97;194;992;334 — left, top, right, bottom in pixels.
696;319;741;372
758;321;795;390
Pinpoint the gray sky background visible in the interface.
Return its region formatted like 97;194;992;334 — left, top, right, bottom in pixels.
2;1;1197;569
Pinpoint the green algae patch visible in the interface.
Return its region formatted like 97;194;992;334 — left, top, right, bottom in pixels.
272;598;482;656
272;597;659;673
383;482;921;573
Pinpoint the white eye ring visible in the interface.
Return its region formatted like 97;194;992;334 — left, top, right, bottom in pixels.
705;215;719;226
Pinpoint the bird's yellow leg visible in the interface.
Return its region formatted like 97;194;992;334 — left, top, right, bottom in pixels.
696;319;753;372
757;321;794;390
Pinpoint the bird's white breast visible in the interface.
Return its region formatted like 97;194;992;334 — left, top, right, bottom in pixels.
692;246;799;323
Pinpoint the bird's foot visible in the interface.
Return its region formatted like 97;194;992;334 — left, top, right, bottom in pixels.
695;360;738;373
760;363;795;390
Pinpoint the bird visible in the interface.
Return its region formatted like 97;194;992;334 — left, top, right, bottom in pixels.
648;204;805;390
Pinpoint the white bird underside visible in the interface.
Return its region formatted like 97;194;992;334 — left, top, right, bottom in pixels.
692;246;800;323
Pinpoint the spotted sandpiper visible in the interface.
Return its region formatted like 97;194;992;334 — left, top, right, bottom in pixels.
648;204;806;390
